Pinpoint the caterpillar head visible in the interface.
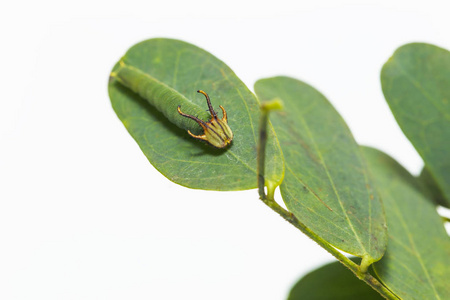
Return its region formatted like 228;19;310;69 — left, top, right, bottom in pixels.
177;90;233;148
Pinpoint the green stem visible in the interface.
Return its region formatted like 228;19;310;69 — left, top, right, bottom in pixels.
257;109;269;200
257;101;399;300
441;215;450;223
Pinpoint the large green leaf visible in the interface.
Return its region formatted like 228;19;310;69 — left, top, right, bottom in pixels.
288;258;383;300
254;77;387;262
108;38;284;190
363;147;450;300
381;43;450;206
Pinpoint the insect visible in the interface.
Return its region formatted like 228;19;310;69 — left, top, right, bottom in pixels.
178;90;233;148
112;61;233;148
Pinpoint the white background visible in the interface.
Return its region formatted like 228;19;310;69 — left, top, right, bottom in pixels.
1;0;449;299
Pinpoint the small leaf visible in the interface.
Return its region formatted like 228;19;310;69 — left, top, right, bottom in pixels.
363;147;450;300
108;38;284;190
381;43;450;206
418;167;449;208
288;258;383;300
254;76;387;262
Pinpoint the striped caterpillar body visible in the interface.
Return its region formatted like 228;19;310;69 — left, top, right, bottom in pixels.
112;62;233;148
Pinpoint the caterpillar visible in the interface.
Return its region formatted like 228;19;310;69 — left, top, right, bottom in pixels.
111;61;233;148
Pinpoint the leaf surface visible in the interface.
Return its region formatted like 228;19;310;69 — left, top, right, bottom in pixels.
419;167;449;208
108;38;284;190
363;147;450;300
381;43;450;206
255;76;387;261
288;258;383;300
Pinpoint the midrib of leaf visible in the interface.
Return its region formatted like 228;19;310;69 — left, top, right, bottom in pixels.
393;59;450;121
285;165;333;211
298;115;367;255
355;148;374;256
384;250;423;283
226;151;258;174
282;181;356;242
386;185;442;300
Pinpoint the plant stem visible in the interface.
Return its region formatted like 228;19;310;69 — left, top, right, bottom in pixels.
257;106;269;200
441;215;450;223
257;101;399;300
260;195;398;299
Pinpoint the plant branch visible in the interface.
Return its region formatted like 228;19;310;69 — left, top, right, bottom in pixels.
257;101;399;300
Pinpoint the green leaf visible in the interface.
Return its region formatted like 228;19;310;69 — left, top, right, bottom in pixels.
381;43;450;206
363;147;450;300
108;38;284;190
418;167;449;208
254;76;387;262
288;258;383;300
